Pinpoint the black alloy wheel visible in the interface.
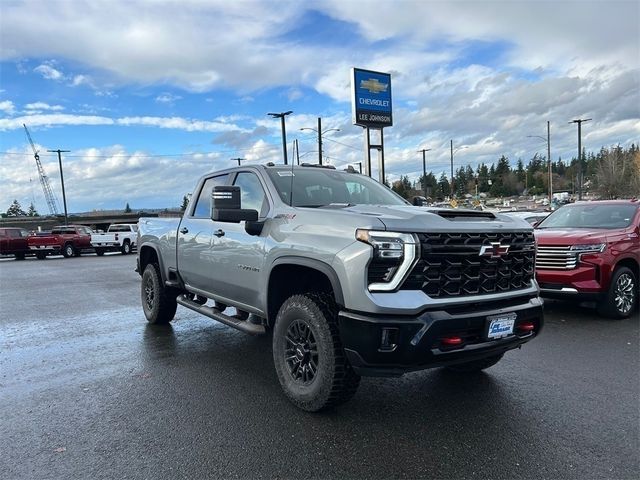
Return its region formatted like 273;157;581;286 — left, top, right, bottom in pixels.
284;319;319;385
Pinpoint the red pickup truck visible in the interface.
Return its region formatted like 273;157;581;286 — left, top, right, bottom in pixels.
534;200;639;318
28;225;93;259
0;227;31;260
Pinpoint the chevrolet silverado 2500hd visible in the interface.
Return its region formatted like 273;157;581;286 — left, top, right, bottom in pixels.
137;164;544;411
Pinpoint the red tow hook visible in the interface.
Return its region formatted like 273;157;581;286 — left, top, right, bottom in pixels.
517;322;535;333
441;336;463;347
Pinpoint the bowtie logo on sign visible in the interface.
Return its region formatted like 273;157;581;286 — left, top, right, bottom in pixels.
360;78;388;94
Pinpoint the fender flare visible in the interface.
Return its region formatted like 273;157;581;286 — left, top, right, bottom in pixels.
268;256;345;306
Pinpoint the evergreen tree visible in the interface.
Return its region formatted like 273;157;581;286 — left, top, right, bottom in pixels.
124;203;132;213
6;200;26;217
436;173;451;198
391;175;412;199
180;195;190;212
27;202;39;217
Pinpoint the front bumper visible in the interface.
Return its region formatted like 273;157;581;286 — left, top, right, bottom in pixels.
339;295;543;377
536;264;608;299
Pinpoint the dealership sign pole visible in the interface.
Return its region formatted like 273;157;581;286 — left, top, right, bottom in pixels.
351;68;392;184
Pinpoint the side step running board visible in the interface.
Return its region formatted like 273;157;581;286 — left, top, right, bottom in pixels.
176;295;266;336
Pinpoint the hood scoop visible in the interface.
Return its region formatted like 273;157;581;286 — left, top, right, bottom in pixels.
432;209;496;221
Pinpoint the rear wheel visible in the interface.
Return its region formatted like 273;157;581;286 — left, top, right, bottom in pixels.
272;293;360;412
121;240;131;255
36;252;46;260
141;262;178;324
598;266;638;319
95;248;105;256
445;354;504;373
15;253;25;260
62;243;75;258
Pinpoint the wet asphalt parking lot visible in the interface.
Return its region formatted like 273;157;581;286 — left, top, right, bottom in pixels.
0;253;638;480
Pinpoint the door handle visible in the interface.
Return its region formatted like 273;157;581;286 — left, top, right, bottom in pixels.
180;227;189;234
214;229;225;238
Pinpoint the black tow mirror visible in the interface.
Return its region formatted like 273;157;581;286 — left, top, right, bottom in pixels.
211;186;258;223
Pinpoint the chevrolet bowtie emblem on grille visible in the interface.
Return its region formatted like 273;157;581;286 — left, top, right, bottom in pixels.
479;242;510;258
360;78;388;94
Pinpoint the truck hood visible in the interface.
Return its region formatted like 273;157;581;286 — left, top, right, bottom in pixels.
326;205;531;232
534;228;607;246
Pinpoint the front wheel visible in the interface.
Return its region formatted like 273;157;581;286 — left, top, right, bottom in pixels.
141;263;177;324
272;293;360;412
445;354;504;373
15;253;25;260
36;252;46;260
62;243;75;258
598;266;638;319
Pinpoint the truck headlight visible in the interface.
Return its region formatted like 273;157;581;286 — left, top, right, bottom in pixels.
570;243;606;253
571;243;606;263
356;229;419;292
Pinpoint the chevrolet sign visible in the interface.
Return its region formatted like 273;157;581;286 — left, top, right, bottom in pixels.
351;68;392;128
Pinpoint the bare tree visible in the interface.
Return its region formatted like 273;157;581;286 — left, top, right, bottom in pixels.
595;146;639;198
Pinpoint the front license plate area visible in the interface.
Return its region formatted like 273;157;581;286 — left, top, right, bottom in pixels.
486;313;516;339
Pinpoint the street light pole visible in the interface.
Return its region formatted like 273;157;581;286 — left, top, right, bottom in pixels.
449;141;467;198
47;149;70;225
547;121;551;205
268;111;293;165
570;118;591;200
418;147;431;198
300;121;340;166
317;117;322;165
527;121;553;205
450;140;454;195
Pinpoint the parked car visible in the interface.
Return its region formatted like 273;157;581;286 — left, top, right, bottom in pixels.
137;163;543;411
28;225;93;259
0;227;31;260
534;200;640;318
91;223;138;255
502;211;549;225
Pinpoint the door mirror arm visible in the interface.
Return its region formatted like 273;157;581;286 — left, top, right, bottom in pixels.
245;221;264;236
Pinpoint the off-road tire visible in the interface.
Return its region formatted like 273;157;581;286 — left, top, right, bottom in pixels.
597;266;638;319
445;354;504;373
62;243;75;258
141;262;178;324
121;240;131;255
273;293;360;412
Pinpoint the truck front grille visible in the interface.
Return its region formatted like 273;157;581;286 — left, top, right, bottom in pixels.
535;245;577;270
402;231;535;298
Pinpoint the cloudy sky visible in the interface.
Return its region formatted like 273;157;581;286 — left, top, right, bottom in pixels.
1;0;638;213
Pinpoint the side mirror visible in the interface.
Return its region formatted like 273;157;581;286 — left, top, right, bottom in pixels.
211;186;258;223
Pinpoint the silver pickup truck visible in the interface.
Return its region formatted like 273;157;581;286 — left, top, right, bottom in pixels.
137;164;543;411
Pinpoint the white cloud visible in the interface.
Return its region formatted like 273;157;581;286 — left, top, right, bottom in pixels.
0;100;15;115
155;92;182;104
34;63;63;80
116;116;244;132
24;102;65;112
0;113;247;133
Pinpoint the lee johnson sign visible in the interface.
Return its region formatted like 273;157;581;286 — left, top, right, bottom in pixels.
351;68;393;128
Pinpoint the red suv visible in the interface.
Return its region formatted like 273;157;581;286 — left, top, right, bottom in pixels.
534;200;639;318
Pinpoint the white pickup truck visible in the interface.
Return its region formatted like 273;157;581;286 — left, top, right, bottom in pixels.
91;223;138;255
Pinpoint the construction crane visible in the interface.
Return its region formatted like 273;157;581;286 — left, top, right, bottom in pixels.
23;124;60;215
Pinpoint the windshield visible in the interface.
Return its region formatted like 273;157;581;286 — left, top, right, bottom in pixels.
265;167;408;207
537;204;638;229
